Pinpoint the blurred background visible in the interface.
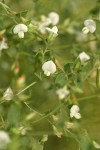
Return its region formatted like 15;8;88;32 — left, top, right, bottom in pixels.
0;0;100;150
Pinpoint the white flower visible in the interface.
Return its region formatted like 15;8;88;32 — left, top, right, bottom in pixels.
3;87;13;101
82;19;96;34
38;12;59;34
13;24;28;38
42;60;56;76
56;86;70;100
76;32;87;42
38;20;51;34
48;12;59;25
78;51;90;63
0;131;10;149
70;105;81;119
0;38;8;52
38;15;51;34
46;26;58;36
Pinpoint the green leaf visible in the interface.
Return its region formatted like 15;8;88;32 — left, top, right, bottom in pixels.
15;10;29;17
71;86;83;93
55;72;68;86
73;58;81;70
81;61;93;81
64;62;73;73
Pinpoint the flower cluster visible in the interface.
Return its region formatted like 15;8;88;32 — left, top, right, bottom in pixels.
38;12;59;34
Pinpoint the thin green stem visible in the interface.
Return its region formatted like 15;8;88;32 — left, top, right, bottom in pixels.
51;38;98;50
16;81;36;96
32;103;63;124
24;99;63;125
24;102;42;116
78;94;100;101
65;128;80;144
24;101;55;127
32;31;47;45
0;2;16;14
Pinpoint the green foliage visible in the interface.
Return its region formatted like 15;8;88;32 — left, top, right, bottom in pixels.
55;72;68;86
0;0;100;150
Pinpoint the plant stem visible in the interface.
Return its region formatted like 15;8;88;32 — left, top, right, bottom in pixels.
78;94;100;101
16;81;36;96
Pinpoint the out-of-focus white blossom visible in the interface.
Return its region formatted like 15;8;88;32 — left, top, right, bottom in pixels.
82;19;96;34
38;12;59;34
38;20;51;34
70;105;81;119
0;38;8;52
0;131;10;149
13;24;28;38
38;15;51;34
42;60;56;76
56;86;70;100
3;87;13;101
46;26;58;36
48;12;59;25
76;32;87;42
78;51;90;63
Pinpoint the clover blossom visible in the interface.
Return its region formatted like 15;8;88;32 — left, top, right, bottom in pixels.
42;60;56;76
13;24;28;38
82;19;96;34
70;105;81;119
